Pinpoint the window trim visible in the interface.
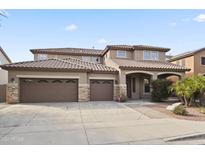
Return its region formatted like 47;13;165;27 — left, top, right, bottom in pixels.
116;50;127;58
143;51;159;61
200;56;205;66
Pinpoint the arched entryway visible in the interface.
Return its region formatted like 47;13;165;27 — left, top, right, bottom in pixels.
157;72;182;82
125;71;153;100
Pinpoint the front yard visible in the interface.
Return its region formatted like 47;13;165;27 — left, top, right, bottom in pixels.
146;103;205;121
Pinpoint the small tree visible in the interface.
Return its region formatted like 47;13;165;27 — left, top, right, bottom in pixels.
151;79;172;102
171;76;205;107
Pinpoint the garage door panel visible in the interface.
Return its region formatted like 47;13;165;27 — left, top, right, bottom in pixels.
90;80;113;101
20;78;78;103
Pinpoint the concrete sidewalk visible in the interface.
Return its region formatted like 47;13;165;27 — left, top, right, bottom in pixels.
0;101;205;144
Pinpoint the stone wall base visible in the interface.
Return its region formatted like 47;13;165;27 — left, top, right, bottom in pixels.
6;83;19;104
78;84;90;102
114;84;127;100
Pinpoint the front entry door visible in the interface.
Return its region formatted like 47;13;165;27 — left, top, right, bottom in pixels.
126;77;132;98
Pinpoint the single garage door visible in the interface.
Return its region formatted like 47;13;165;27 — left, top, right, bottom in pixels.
20;78;78;103
90;80;113;101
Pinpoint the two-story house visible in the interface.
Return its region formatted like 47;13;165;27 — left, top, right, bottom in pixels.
0;45;189;103
169;47;205;77
0;47;12;102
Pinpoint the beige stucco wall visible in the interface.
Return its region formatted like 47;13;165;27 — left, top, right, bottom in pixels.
171;56;194;77
0;69;8;84
8;71;88;84
108;50;133;60
134;50;166;61
194;49;205;75
0;51;10;84
7;70;119;103
105;49;166;62
0;51;10;64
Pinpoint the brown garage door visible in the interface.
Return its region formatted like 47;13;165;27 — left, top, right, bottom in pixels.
20;78;78;103
90;80;113;101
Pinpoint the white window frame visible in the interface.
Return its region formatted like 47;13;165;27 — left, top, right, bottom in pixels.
116;50;127;58
143;51;159;61
38;54;47;60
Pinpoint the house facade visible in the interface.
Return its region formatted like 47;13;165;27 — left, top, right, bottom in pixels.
169;47;205;77
0;45;189;103
0;47;12;102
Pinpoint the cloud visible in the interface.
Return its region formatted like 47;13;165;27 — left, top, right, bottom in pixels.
169;22;177;27
194;14;205;22
65;24;78;31
97;38;107;44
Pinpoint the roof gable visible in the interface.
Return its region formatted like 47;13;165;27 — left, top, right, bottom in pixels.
169;47;205;62
0;47;12;63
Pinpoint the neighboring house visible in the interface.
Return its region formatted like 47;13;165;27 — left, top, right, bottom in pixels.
0;47;12;102
0;45;189;103
168;47;205;77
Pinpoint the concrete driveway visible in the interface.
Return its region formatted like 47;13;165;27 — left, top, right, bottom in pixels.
1;101;205;144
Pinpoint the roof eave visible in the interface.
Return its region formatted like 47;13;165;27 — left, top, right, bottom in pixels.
119;66;190;72
0;66;91;72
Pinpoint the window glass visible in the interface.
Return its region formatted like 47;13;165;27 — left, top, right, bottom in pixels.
38;54;47;60
143;51;159;60
116;51;126;58
144;78;150;93
201;57;205;65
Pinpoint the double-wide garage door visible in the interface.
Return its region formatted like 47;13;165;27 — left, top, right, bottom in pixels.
20;78;78;103
90;80;113;101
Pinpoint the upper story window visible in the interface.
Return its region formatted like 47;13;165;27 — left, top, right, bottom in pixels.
143;51;159;61
201;57;205;65
116;50;126;58
38;54;47;60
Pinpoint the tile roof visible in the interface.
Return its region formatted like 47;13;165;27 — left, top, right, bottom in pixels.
103;44;171;55
112;59;190;72
133;45;170;52
30;47;104;56
62;57;118;72
0;47;12;63
0;57;118;73
169;47;205;62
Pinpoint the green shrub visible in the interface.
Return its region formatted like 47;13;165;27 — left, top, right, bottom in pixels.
199;107;205;114
151;79;172;102
173;105;188;115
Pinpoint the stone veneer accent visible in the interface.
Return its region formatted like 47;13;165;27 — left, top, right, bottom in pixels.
78;84;90;102
114;84;127;100
6;83;19;104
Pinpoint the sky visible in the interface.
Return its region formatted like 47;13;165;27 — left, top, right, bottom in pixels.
0;9;205;62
